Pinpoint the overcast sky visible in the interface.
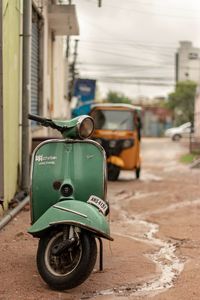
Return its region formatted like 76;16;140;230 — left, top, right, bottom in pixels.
71;0;200;100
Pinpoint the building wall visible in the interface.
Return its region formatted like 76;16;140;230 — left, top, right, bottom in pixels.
195;88;200;137
52;36;69;119
3;0;22;210
142;106;173;137
32;4;70;140
177;41;200;83
177;41;200;140
1;1;78;214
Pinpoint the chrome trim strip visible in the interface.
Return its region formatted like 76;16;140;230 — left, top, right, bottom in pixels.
50;220;85;226
49;220;114;241
77;115;95;139
53;204;88;218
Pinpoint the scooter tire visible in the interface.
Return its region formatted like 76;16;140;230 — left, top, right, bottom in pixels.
36;228;97;290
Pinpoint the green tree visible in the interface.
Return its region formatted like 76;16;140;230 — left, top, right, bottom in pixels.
166;80;197;125
105;91;132;104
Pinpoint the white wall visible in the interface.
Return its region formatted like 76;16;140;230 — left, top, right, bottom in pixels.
178;41;200;83
52;36;70;119
32;2;71;138
43;4;70;120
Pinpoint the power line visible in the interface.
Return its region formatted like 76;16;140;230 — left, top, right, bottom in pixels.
79;45;174;65
79;41;176;59
81;0;200;15
77;62;173;68
78;39;177;49
96;79;174;87
93;75;174;81
123;0;200;14
103;3;200;21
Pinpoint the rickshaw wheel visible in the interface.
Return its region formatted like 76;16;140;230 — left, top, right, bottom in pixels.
107;163;120;181
135;167;141;179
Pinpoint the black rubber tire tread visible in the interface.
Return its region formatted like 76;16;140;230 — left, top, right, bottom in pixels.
36;228;97;290
108;163;120;181
135;167;141;179
172;134;181;141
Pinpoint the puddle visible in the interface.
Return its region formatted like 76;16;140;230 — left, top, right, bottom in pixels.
111;217;184;297
141;172;163;182
119;170;163;182
89;215;184;298
90;195;188;298
137;198;200;219
134;220;184;297
114;190;134;200
132;191;160;200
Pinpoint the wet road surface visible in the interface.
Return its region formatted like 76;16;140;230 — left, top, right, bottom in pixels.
1;138;200;300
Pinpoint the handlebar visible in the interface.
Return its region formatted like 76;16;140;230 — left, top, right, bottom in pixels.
28;114;58;130
28;114;48;123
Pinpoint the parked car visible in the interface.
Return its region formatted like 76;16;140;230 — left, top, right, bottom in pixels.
164;122;192;141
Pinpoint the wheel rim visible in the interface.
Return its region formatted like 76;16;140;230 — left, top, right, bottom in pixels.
44;232;82;277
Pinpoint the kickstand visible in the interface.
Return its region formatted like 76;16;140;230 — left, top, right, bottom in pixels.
97;237;103;271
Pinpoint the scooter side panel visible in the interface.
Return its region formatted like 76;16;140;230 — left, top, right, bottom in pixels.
31;140;106;223
28;200;113;241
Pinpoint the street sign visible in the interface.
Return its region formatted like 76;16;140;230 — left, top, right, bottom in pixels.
72;78;96;117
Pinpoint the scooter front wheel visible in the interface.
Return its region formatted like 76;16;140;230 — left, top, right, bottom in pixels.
36;227;97;290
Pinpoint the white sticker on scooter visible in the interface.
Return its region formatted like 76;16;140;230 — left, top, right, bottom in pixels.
87;195;108;215
35;154;57;165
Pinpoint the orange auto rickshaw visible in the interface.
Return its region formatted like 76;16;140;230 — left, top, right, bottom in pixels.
90;103;142;181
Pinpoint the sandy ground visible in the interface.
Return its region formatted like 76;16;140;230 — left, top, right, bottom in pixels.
1;137;200;300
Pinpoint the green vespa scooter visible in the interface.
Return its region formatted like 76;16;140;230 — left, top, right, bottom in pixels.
28;114;113;290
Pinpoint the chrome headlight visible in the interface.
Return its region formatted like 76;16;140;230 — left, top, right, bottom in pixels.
78;116;94;139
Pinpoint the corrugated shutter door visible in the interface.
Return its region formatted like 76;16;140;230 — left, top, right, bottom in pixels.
31;9;40;115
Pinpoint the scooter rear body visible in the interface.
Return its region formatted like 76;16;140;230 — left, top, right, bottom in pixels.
31;139;106;224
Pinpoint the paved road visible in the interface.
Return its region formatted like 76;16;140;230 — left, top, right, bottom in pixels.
1;138;200;300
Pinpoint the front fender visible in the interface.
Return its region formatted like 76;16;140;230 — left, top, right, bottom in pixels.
28;200;113;241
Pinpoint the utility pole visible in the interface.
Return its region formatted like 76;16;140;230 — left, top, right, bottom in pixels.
66;0;72;58
0;0;4;206
68;39;79;102
22;0;32;193
66;36;70;58
175;53;179;83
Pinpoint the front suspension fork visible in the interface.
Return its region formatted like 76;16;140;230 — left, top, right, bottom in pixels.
62;226;104;271
97;237;103;271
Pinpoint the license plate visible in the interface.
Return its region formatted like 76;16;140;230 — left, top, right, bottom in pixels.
87;195;108;215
